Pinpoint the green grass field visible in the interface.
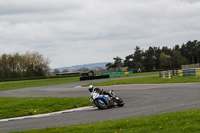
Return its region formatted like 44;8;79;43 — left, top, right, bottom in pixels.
0;77;80;91
0;97;92;119
83;76;200;87
11;109;200;133
0;72;158;91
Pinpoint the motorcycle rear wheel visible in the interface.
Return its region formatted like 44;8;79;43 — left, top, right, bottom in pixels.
94;99;108;109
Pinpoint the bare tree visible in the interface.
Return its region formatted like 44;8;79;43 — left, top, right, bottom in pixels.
0;51;50;78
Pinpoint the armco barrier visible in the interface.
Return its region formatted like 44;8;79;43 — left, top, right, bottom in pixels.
80;75;110;81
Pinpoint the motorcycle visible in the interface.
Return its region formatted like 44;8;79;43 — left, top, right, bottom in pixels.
90;89;124;109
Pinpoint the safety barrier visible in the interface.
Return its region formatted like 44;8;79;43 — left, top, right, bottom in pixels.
80;75;110;81
160;71;172;79
102;71;133;76
178;68;200;77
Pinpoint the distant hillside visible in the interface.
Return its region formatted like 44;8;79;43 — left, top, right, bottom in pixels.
52;62;111;72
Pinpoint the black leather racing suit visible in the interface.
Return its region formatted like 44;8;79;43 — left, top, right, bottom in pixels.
93;87;112;97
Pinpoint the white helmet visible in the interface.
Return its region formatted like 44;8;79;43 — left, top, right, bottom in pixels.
88;85;94;92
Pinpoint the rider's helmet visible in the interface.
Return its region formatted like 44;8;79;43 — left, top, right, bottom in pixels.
88;85;94;92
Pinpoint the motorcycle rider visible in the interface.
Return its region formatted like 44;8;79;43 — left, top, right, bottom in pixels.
88;85;113;97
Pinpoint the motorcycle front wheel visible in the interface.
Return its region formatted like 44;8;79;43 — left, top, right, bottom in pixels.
94;99;108;109
116;96;124;107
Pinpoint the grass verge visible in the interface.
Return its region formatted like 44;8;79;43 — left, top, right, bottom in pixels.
0;77;79;91
11;109;200;133
83;76;200;87
0;97;92;119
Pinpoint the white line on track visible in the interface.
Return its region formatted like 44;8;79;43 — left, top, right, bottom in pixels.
74;86;82;88
0;106;94;122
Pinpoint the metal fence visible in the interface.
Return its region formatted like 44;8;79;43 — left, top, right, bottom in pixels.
181;63;200;69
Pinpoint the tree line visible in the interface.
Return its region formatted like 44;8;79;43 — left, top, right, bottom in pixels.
0;52;50;79
106;40;200;71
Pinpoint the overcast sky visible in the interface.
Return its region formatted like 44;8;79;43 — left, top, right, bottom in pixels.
0;0;200;68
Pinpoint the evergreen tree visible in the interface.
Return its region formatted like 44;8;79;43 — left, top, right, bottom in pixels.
132;46;143;68
143;47;156;70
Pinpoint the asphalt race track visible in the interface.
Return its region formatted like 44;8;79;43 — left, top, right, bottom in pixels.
0;75;156;98
1;76;200;132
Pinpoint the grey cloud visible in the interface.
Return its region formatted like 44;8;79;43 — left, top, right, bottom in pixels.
181;0;200;3
0;0;200;67
0;0;82;15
